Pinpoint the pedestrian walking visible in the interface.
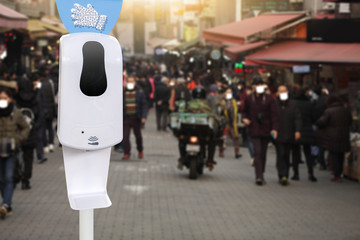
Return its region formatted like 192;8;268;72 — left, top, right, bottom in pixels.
236;81;255;164
38;66;57;153
316;95;352;182
154;76;171;131
220;88;242;159
0;88;30;219
313;86;329;170
16;78;45;190
122;76;147;160
292;89;318;182
242;77;279;186
274;85;301;186
31;73;48;163
136;74;152;112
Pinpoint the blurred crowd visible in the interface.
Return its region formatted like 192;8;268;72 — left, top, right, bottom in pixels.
0;58;353;219
0;61;59;219
120;59;352;187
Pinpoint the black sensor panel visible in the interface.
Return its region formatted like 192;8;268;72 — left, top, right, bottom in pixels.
80;41;107;97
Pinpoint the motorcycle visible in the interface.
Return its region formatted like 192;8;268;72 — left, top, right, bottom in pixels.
170;112;219;179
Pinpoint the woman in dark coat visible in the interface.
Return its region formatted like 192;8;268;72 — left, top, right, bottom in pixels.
292;89;317;182
316;95;352;182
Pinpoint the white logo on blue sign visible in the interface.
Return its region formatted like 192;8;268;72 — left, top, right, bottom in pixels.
56;0;123;35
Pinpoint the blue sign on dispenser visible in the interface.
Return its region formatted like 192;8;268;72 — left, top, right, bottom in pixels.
56;0;123;34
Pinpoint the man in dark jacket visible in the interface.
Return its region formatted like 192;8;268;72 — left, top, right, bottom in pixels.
292;89;318;182
154;76;171;131
275;85;301;186
242;77;279;186
122;76;147;160
39;66;57;153
313;86;329;170
16;79;45;189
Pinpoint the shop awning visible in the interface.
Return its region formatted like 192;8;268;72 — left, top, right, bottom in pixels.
28;19;68;38
162;39;181;50
147;37;173;49
0;3;28;29
202;13;306;45
224;41;269;60
245;41;360;66
177;38;199;52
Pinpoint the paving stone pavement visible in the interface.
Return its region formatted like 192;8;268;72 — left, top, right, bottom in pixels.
1;110;360;240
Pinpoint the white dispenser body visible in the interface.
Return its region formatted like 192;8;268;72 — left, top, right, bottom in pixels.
57;32;123;210
58;32;123;151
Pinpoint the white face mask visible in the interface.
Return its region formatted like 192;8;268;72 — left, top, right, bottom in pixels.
279;92;288;101
170;82;175;87
0;100;8;109
237;86;242;91
36;82;42;89
127;83;135;90
256;85;265;94
226;93;232;100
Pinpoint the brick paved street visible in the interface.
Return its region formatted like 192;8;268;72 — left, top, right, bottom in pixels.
2;111;360;240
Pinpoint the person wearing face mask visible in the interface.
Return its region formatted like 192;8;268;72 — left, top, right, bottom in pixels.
0;88;30;219
274;85;301;185
235;81;247;108
220;88;242;159
122;75;147;160
242;76;279;186
30;73;48;164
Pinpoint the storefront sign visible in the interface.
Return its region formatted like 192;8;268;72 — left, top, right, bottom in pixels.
292;65;310;74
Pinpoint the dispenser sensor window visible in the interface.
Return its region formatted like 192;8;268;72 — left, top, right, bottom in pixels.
80;41;107;97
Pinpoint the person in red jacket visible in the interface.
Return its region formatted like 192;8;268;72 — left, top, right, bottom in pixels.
186;72;197;91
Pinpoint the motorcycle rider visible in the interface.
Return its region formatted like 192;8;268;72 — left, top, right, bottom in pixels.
177;86;221;169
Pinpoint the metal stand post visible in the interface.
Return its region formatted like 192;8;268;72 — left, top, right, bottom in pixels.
79;209;94;240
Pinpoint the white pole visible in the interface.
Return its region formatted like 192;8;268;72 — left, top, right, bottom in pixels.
313;0;318;16
79;209;94;240
49;0;55;16
236;0;242;21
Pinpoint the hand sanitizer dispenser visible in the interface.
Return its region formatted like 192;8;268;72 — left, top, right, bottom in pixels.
56;0;123;210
